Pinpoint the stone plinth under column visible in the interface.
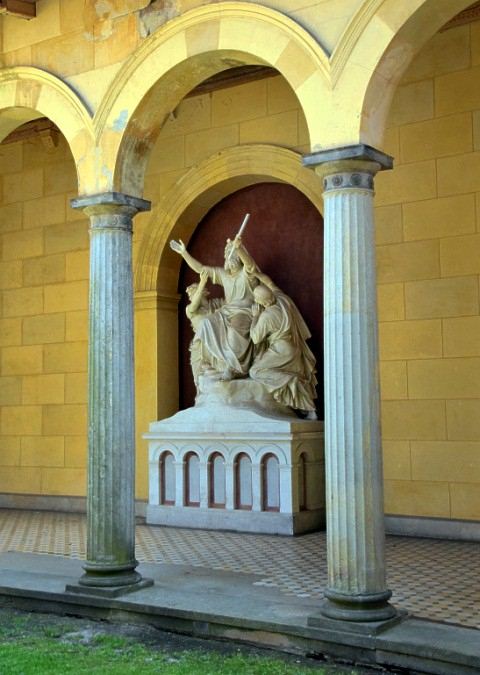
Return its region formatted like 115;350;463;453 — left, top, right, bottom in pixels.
145;378;324;535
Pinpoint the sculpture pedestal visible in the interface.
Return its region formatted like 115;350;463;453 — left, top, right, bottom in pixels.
145;379;324;535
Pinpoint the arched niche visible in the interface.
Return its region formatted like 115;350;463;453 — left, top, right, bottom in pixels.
135;144;323;294
262;453;280;512
208;452;226;508
159;450;175;505
235;452;253;510
178;181;324;415
133;145;323;433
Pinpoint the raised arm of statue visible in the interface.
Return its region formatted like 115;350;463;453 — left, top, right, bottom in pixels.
252;270;279;293
232;237;258;275
170;238;203;274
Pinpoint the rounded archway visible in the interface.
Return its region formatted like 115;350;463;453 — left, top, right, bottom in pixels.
0;67;94;192
96;3;329;197
134;144;323;294
178;181;324;415
329;0;477;150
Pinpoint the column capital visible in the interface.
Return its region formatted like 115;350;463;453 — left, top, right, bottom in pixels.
71;191;151;216
303;145;393;188
279;464;292;472
303;144;393;171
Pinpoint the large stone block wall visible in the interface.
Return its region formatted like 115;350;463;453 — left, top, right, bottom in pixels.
376;23;480;521
0;0;360;80
0;73;311;502
138;74;309;228
0;135;88;497
1;3;480;523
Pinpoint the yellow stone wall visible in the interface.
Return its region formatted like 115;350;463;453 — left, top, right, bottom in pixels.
376;22;480;521
0;0;361;74
139;75;309;214
134;73;311;496
0;134;89;496
0;72;310;502
1;1;480;522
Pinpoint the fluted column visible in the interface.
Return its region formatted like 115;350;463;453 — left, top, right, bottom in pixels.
70;192;150;591
304;146;396;622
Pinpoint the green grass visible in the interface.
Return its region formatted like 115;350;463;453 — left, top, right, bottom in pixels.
0;635;359;675
0;638;355;675
0;609;362;675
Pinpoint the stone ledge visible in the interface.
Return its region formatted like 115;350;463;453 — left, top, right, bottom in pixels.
0;552;479;675
385;515;480;542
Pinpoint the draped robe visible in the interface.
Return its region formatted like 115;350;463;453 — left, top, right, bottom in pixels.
195;266;258;377
249;292;317;411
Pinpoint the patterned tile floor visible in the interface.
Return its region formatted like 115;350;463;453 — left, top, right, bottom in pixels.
0;509;478;630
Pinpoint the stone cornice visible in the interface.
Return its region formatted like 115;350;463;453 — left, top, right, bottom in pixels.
134;290;180;311
302;144;393;170
71;192;151;214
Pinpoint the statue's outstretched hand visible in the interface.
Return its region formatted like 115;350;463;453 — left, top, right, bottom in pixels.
199;269;209;283
170;239;186;255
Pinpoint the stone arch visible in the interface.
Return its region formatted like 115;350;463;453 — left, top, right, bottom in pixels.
232;445;256;463
330;0;475;149
206;444;228;459
258;445;288;465
179;444;204;462
134;144;323;294
0;67;94;192
95;2;329;196
151;443;180;462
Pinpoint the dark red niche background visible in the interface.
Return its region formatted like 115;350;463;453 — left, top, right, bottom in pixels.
178;182;324;417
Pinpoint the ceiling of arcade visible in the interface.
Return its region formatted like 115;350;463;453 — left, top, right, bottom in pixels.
0;1;36;19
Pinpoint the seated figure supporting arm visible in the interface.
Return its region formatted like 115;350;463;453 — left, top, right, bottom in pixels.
186;270;209;317
252;270;279;293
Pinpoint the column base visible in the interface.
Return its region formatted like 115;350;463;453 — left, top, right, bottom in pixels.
66;577;153;598
67;559;153;596
319;588;397;623
308;610;406;636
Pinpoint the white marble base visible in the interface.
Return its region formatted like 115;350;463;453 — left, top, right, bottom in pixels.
146;504;324;535
145;379;324;535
